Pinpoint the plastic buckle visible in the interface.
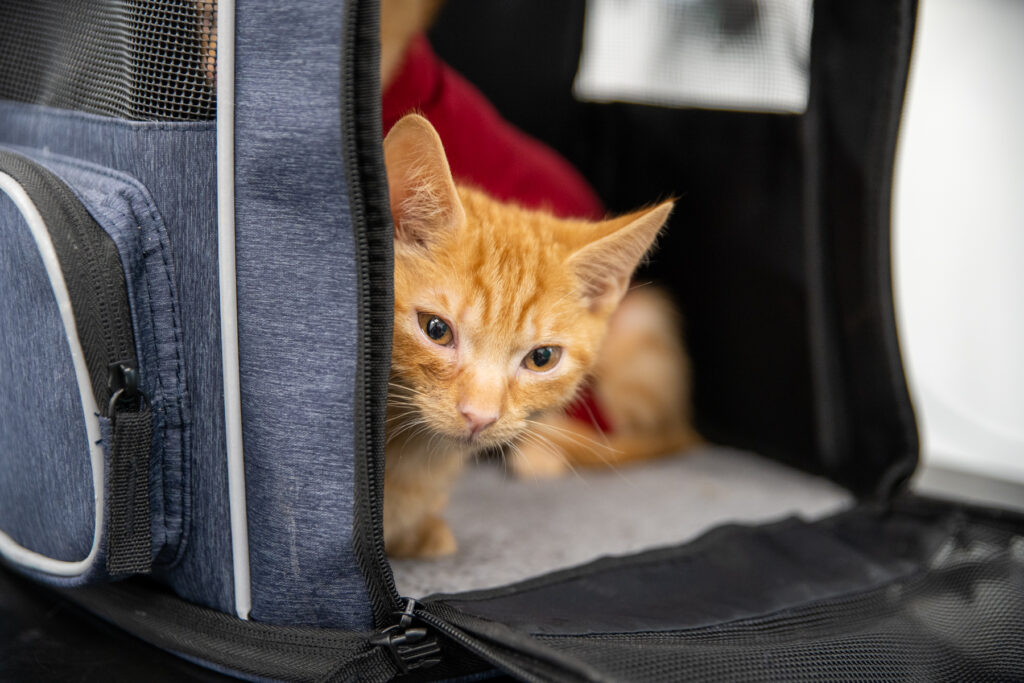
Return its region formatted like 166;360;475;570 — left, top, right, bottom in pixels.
371;598;442;674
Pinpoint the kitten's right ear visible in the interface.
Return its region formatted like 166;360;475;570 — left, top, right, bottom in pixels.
384;114;465;247
569;201;673;313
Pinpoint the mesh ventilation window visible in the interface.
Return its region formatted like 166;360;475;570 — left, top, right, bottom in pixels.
0;0;217;121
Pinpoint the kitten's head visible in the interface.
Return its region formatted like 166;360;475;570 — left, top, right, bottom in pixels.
385;114;672;448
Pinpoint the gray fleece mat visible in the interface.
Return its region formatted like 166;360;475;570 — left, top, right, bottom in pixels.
391;446;854;597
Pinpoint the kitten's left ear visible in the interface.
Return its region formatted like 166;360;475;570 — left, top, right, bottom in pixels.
569;201;674;311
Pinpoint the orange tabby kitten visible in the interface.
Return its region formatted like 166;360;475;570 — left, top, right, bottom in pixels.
383;115;694;558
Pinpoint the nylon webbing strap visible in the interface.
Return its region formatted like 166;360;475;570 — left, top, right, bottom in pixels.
106;407;153;576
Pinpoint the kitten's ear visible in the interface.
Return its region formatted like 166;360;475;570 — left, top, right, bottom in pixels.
384;114;466;247
569;201;674;311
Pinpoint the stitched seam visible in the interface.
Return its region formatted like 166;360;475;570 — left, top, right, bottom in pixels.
143;199;191;568
0;100;215;133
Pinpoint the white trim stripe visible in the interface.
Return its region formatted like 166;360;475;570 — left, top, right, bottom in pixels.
0;171;105;576
216;0;252;620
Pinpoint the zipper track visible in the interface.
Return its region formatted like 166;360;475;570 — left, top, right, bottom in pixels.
46;167;135;379
416;604;611;683
338;0;402;626
0;149;137;414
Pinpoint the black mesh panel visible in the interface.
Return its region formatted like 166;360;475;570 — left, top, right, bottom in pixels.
432;499;1024;682
0;0;216;121
533;556;1024;681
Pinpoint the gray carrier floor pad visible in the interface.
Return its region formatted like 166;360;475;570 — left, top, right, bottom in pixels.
391;446;854;597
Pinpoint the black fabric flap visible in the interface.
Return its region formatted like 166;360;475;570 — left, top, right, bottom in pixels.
424;496;1024;681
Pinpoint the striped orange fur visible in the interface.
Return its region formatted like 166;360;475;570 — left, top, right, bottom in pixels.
383;115;695;558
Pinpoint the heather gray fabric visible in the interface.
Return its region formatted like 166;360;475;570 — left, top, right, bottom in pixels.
233;0;371;629
0;101;233;613
0;146;190;582
0;188;95;563
392;447;854;597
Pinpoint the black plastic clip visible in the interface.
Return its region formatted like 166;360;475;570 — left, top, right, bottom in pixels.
371;598;442;674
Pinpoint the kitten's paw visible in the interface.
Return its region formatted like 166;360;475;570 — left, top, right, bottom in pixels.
415;515;457;558
510;444;570;479
388;515;457;559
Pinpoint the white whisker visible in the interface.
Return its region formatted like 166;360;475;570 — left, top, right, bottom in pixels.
523;420;637;487
525;418;622;455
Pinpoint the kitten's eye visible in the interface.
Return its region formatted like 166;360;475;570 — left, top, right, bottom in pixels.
418;313;454;346
523;346;562;372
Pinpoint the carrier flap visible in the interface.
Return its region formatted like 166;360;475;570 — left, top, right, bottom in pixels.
411;496;1024;681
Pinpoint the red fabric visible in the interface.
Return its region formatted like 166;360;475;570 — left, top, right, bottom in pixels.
383;35;611;433
564;386;613;434
382;34;603;220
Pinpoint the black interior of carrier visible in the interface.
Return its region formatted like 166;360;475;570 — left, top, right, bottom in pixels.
429;0;916;496
384;0;919;598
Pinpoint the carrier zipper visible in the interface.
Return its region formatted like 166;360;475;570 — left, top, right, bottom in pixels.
338;0;404;627
369;598;442;675
413;602;605;683
368;598;587;681
0;149;138;412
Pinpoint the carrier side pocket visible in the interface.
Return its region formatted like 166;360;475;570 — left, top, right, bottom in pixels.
0;148;186;583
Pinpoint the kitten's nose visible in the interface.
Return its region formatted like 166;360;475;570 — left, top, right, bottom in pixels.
459;405;498;437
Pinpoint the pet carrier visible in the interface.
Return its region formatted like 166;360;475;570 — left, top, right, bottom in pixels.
0;0;1021;680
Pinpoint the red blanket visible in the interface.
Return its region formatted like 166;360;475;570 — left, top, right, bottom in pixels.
382;34;602;220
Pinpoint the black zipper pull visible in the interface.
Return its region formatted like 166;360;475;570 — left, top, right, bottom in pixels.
107;361;143;419
105;360;153;577
370;598;442;675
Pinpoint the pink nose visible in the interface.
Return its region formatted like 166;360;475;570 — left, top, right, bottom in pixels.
459;406;497;437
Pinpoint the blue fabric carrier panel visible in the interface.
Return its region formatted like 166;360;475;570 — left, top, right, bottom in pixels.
0;0;373;629
0;106;235;612
233;0;371;628
0;187;96;564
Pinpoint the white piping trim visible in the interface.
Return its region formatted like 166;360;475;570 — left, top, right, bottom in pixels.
0;172;105;576
216;0;252;620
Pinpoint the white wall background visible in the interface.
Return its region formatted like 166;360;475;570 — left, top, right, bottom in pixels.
894;0;1024;484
